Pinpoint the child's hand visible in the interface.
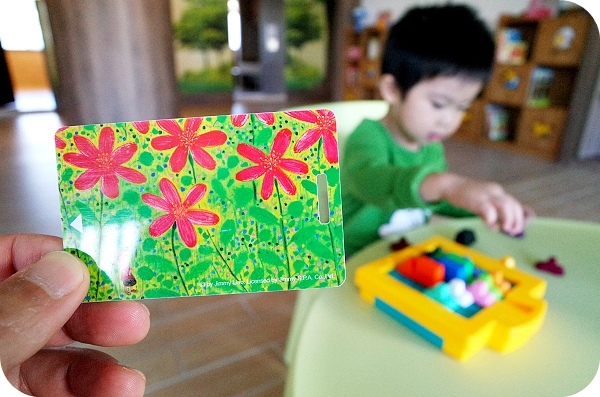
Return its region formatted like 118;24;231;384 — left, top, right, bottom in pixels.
421;173;535;235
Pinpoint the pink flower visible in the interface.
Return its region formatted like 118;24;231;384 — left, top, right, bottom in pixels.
236;128;309;200
152;118;227;173
55;136;66;150
132;120;150;134
55;127;68;149
285;109;338;164
63;126;147;199
231;112;275;128
142;178;219;248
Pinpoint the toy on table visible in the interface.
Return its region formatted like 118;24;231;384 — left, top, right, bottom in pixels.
390;237;410;251
535;257;564;276
355;236;547;361
455;229;476;246
55;110;346;302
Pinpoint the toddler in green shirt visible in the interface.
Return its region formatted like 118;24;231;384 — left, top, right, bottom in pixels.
341;4;535;256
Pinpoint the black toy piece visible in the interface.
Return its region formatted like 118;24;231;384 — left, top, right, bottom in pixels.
390;237;410;251
455;229;476;246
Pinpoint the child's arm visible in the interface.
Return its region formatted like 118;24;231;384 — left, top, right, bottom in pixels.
420;172;535;235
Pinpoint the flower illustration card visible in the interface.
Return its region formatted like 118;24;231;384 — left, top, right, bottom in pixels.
55;110;346;302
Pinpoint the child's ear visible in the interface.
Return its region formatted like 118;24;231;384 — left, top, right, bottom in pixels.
379;74;402;103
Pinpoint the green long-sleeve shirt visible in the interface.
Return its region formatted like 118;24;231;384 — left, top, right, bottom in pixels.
341;119;473;256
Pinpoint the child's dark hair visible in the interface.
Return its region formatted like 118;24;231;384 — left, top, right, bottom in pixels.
381;4;495;96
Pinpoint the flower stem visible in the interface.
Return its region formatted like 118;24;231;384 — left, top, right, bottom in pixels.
171;225;190;296
328;222;340;285
188;152;197;183
208;234;248;292
275;181;292;289
95;190;104;301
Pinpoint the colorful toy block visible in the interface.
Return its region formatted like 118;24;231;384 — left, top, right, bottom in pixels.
354;236;548;361
396;256;445;288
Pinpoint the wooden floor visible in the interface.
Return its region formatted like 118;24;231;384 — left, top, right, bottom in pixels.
1;97;599;396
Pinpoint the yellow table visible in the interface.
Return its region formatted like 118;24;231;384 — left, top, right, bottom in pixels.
284;218;600;397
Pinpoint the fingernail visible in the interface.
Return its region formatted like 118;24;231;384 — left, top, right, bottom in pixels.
22;251;86;299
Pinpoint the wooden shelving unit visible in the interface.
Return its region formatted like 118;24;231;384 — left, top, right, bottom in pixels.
341;26;388;100
454;9;593;161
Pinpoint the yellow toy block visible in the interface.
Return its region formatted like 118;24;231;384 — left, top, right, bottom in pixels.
354;236;547;361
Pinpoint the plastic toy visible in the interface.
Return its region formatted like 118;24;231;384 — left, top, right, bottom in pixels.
355;236;547;361
535;257;564;276
455;229;476;246
390;237;410;251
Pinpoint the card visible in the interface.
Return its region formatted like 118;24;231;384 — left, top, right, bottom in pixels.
55;110;346;302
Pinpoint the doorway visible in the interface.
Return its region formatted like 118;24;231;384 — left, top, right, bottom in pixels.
0;0;56;113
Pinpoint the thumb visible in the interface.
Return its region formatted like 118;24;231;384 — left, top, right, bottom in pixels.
0;251;89;372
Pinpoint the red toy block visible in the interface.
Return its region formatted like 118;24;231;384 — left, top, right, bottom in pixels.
396;256;445;288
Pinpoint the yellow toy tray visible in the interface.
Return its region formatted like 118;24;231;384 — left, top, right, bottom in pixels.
354;236;547;361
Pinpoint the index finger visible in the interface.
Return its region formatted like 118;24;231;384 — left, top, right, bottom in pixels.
0;234;64;281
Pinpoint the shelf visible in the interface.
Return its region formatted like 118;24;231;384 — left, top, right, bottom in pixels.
455;10;593;161
341;27;388;100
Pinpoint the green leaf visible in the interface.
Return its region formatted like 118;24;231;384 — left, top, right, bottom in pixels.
306;240;334;261
179;248;192;261
136;266;155;281
298;277;318;289
181;175;194;186
234;187;254;208
325;167;340;186
287;201;304;217
267;283;284;291
248;268;266;291
138;205;152;218
74;201;99;225
61;168;74;183
142;238;156;252
227;156;239;168
123;190;140;205
255;127;273;147
293;260;306;273
211;179;228;201
258;249;285;268
144;288;181;298
301;179;318;195
290;225;319;246
107;208;133;224
217;167;230;180
142;255;174;273
234;252;249;273
248;206;279;226
258;229;273;242
220;219;236;244
197;245;215;257
186;260;212;279
250;267;264;280
139;151;154;166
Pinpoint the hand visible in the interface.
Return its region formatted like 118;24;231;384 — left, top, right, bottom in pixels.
0;234;151;397
421;173;535;235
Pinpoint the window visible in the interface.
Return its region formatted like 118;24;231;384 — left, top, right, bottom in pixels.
0;0;45;51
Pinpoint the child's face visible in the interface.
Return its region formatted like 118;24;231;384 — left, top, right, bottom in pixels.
387;75;483;149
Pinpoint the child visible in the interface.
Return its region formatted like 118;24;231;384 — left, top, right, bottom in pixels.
341;4;535;256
